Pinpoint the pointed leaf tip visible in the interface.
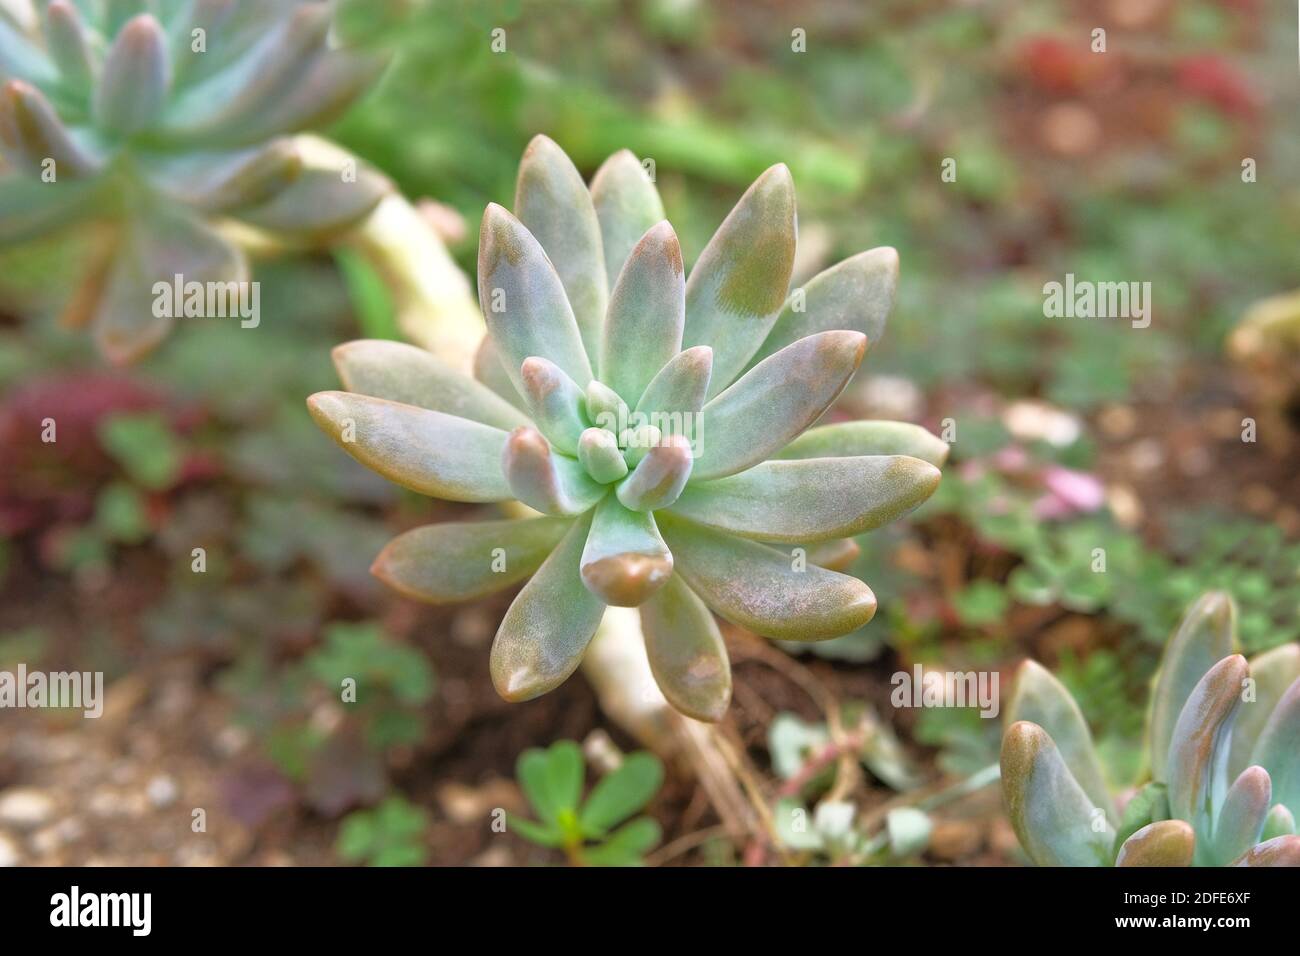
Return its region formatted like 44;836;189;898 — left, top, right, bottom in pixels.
615;434;693;512
1001;720;1115;866
600;220;685;405
95;14;171;135
1167;654;1249;833
502;425;604;516
478;203;593;393
1150;591;1238;783
683;163;797;395
490;514;603;702
641;574;731;722
1005;658;1114;822
658;513;875;641
693;330;866;481
515;135;607;362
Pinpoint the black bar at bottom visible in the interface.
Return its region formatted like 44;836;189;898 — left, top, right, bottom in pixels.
0;865;1283;940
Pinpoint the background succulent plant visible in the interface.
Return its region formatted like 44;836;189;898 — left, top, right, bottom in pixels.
1002;591;1300;866
308;135;946;721
0;0;390;361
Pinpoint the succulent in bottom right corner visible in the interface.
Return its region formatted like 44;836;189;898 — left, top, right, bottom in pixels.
1000;591;1300;866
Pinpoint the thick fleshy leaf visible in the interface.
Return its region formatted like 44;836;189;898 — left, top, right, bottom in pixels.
804;538;860;572
1250;676;1300;819
0;14;55;85
600;221;685;405
640;573;731;722
490;513;604;701
580;496;671;607
1231;835;1300;867
514;135;607;361
235;51;386;144
238;161;389;241
94;14;170;135
0;174;96;242
1230;644;1300;778
371;516;571;604
658;512;876;641
331;339;527;431
1114;820;1195;867
1005;660;1115;822
577;427;628;484
1262;803;1296;840
777;420;949;468
473;336;527;410
162;4;330;137
306;391;512;502
519;356;589;454
670;455;938;543
584;379;626;430
589;149;665;289
0;79;100;176
477;203;593;394
1001;721;1115;866
1149;591;1236;783
1113;781;1169;853
634;345;712;430
578;753;663;835
168;0;239;85
682;164;796;396
45;2;93;90
1211;765;1271;866
692;331;867;481
751;247;899;369
1166;655;1249;846
142;141;304;212
615;434;693;512
93;211;247;364
502;426;605;516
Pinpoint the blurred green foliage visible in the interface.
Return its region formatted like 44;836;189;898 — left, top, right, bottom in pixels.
337;795;431;867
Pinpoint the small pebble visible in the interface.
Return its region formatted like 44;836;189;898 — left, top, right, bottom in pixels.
0;788;56;830
146;775;179;809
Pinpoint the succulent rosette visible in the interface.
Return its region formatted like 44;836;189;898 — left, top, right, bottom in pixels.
0;0;390;361
309;136;946;720
1002;591;1300;866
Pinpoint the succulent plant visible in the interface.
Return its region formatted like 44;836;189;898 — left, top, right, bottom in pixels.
0;0;390;361
308;135;946;721
1002;591;1300;866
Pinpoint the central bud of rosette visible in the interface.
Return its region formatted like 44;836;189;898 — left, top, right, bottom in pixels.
501;359;696;521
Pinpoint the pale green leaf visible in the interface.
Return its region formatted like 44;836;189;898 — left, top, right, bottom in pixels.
371;516;572;603
307;391;512;502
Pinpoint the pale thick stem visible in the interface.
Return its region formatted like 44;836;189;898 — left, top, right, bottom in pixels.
349;193;485;377
583;608;755;842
